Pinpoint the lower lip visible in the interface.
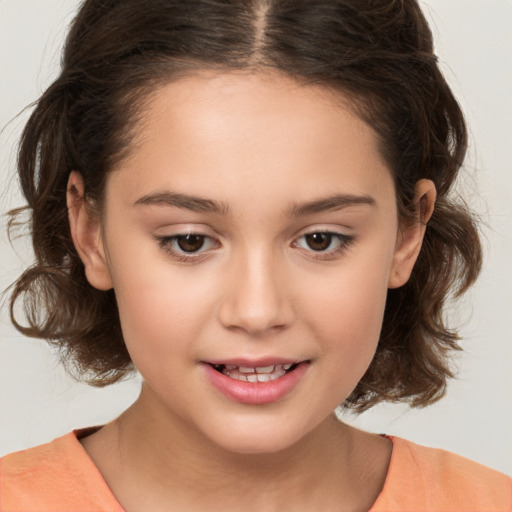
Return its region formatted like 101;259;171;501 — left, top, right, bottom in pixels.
202;362;309;405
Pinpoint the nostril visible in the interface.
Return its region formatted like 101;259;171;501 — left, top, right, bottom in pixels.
217;267;294;335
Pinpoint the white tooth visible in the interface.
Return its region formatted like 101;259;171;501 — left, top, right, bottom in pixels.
275;367;286;378
283;364;293;370
225;365;237;370
239;366;255;373
226;369;241;380
255;365;275;374
224;366;288;382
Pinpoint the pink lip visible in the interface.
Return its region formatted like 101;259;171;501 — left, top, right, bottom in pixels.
201;361;309;405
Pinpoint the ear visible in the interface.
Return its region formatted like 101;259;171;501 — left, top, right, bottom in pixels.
388;179;436;289
67;171;113;290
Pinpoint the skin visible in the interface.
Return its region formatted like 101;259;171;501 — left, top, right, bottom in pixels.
68;71;435;512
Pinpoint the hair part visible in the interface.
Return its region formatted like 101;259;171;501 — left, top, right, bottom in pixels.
9;0;482;409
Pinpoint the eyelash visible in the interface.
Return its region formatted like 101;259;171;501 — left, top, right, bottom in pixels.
155;230;355;262
155;234;220;262
292;231;355;260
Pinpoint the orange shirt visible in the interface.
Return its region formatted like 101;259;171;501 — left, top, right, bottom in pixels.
1;429;511;511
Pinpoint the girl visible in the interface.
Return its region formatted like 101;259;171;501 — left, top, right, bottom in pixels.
1;1;511;511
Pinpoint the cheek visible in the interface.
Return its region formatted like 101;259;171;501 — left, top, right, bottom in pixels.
300;248;393;374
107;248;218;371
308;281;387;359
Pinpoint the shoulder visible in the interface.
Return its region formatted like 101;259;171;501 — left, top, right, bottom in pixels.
372;436;512;512
0;429;123;512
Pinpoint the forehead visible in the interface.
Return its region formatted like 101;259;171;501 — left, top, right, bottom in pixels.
107;71;394;212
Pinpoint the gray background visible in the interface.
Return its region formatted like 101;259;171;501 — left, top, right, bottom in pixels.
1;0;511;474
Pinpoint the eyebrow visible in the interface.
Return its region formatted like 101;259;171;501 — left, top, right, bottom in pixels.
134;191;230;215
288;194;376;216
134;190;375;217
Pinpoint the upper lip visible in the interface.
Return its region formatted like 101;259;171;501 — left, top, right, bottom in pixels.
202;357;307;367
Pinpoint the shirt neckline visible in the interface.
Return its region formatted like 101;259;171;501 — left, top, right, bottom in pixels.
69;427;399;511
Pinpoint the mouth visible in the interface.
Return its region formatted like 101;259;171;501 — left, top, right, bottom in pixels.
209;363;300;383
202;359;310;404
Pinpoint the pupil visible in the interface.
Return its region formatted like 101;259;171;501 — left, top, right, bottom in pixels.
177;234;205;252
306;233;331;251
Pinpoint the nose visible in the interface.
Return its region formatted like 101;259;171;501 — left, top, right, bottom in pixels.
218;249;294;336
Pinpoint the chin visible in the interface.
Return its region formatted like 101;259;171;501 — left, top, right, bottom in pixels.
200;414;325;456
213;433;301;456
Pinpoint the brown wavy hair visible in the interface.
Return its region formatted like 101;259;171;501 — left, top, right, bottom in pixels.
8;0;482;410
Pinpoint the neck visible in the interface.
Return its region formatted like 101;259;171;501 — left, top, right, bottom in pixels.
82;384;391;512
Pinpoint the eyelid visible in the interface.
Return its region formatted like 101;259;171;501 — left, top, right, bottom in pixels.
155;231;221;262
153;225;355;263
292;228;355;259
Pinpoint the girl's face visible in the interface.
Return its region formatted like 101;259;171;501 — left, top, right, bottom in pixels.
71;72;427;454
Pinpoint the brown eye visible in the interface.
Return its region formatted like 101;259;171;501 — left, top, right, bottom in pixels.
304;232;332;251
294;231;354;257
156;232;219;261
176;234;206;252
